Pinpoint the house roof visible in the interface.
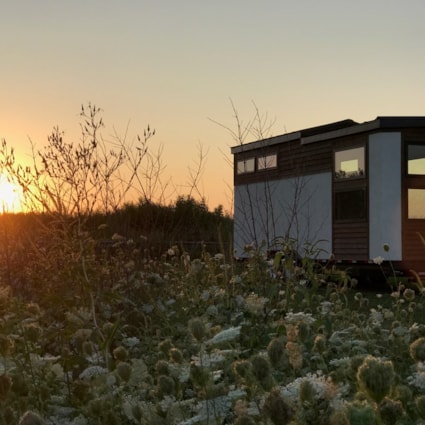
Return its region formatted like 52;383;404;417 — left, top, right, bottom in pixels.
231;116;425;154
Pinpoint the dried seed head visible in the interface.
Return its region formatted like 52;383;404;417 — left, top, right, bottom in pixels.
112;346;128;362
116;362;132;382
18;411;44;425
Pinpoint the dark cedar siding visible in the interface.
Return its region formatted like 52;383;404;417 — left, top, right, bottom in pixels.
333;222;369;261
402;221;425;272
234;139;333;186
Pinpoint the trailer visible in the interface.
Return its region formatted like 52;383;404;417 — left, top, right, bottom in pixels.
231;117;425;278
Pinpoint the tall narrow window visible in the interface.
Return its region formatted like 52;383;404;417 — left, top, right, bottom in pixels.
257;153;277;170
408;144;425;175
335;147;365;179
237;158;255;174
334;189;366;221
408;188;425;219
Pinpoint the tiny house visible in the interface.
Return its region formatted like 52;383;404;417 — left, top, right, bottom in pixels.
231;117;425;276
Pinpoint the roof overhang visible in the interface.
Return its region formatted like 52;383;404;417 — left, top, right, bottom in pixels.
231;116;425;154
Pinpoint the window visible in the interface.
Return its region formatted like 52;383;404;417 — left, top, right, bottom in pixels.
408;188;425;219
237;158;255;174
408;144;425;175
334;189;366;221
257;153;277;170
335;147;365;179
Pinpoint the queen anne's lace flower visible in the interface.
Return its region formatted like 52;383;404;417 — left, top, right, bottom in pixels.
78;366;108;380
206;326;241;345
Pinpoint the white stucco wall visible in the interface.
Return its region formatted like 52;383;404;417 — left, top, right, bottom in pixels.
234;172;332;259
368;132;402;260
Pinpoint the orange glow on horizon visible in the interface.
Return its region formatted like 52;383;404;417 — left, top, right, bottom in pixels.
0;174;24;213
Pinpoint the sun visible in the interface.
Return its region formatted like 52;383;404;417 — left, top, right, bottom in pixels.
0;174;24;213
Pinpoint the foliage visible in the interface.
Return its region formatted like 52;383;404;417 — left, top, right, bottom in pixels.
0;227;424;424
1;103;425;424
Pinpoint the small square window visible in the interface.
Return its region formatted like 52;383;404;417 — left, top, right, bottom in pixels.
335;147;365;179
334;189;366;221
257;154;277;170
408;188;425;219
408;144;425;175
237;158;255;174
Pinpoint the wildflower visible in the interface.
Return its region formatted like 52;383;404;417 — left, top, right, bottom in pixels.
346;400;376;425
403;288;416;301
284;311;315;326
286;341;303;370
251;354;273;390
267;338;287;368
23;322;42;343
155;360;170;375
320;301;333;315
410;337;425;362
313;334;327;354
0;373;12;400
416;395;425;419
214;253;224;261
369;309;383;325
113;346;128;362
116;362;132;382
379;397;404;425
245;293;268;316
26;303;41;316
329;409;350;425
156;375;175;397
408;370;425;391
191;259;203;274
169;347;183;363
233;360;254;382
122;336;140;348
0;335;14;357
357;355;395;403
373;256;384;265
207;326;241;345
79;366;108;380
158;339;174;355
82;341;94;357
18;411;44;425
189;318;206;342
231;275;242;285
262;387;294;425
234;416;257;425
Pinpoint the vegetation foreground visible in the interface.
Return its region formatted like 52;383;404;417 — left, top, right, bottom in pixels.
1;228;425;425
1;104;425;424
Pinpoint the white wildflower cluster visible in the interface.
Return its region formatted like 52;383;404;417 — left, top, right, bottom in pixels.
320;301;333;315
369;308;384;325
65;307;92;325
280;372;327;403
329;357;351;368
245;293;268;316
284;311;316;325
123;396;156;424
206;326;241;346
179;388;246;425
191;349;234;367
279;371;348;407
373;256;384;265
407;370;425;391
78;365;108;380
122;336;140;348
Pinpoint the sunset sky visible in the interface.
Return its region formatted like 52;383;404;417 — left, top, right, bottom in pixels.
2;1;425;213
